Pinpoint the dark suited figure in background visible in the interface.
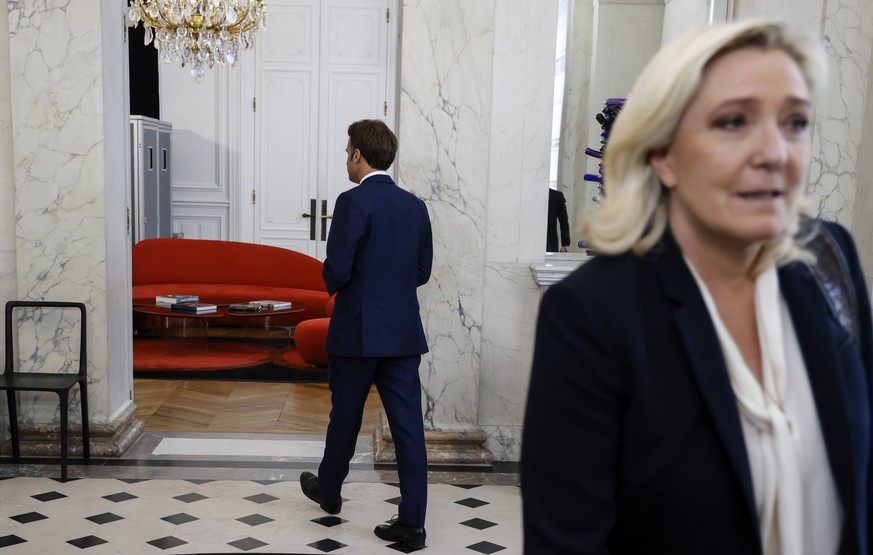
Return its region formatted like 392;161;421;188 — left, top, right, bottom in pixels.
547;188;570;252
300;119;433;551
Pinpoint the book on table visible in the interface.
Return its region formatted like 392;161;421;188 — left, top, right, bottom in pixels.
156;294;199;306
250;300;292;310
227;302;263;313
170;302;217;314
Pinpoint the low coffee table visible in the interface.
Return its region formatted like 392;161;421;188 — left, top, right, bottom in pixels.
223;304;306;345
132;304;226;339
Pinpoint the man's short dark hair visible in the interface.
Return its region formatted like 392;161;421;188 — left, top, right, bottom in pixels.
348;120;397;170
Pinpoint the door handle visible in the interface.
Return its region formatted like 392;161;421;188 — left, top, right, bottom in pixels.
320;200;329;241
303;199;316;240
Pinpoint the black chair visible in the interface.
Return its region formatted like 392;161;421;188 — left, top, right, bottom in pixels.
1;301;90;480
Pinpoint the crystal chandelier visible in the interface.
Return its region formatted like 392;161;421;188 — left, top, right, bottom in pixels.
128;0;266;82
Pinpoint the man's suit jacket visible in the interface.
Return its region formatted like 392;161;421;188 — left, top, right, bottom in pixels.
323;174;432;358
522;221;872;554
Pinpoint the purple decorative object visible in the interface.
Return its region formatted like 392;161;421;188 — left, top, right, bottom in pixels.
583;97;626;206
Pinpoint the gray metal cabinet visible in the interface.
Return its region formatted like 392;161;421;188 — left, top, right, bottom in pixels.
131;116;172;244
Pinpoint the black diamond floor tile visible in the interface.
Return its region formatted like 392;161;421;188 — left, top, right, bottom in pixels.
228;537;268;551
173;492;207;503
184;479;214;484
237;514;274;526
161;512;199;525
10;511;48;524
253;479;280;485
103;492;138;503
86;512;124;525
452;484;482;490
307;538;348;552
32;491;67;502
466;540;506;554
67;535;109;549
148;536;188;550
117;478;147;484
460;517;498;530
244;493;279;504
455;497;490;508
1;476;522;552
0;535;27;548
386;542;420;553
311;515;346;527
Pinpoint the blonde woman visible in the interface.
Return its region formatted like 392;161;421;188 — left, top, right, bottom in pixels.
522;19;871;554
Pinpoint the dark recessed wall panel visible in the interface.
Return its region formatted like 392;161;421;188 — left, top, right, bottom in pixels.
128;25;160;119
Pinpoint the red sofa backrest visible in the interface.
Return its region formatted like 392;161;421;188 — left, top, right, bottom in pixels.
132;238;327;292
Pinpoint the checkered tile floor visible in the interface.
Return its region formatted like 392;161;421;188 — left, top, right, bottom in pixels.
0;477;521;554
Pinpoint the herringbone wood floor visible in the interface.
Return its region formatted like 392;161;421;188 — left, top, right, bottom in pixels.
133;379;384;434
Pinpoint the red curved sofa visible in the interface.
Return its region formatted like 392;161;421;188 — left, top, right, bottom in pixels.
132;238;331;331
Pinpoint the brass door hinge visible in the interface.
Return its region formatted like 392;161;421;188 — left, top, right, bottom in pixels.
252;97;257;112
386;8;390;23
126;207;131;235
252;189;256;204
384;101;388;116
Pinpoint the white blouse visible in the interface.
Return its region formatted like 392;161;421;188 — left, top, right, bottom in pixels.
687;262;842;555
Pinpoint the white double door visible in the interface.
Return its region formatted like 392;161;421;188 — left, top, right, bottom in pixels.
241;0;395;257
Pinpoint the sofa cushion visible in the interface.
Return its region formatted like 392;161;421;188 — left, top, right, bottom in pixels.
294;318;330;367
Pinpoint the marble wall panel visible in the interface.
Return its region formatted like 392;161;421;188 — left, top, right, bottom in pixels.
486;0;558;263
808;0;873;225
479;262;541;460
398;0;494;430
662;0;711;45
559;0;595;246
736;0;872;229
6;0;112;426
583;1;664;210
0;0;13;440
477;0;558;461
853;34;873;291
736;0;825;33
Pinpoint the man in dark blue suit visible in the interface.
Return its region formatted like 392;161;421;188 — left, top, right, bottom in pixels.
300;119;432;551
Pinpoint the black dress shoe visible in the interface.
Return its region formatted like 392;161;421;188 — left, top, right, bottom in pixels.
374;519;427;550
299;471;342;514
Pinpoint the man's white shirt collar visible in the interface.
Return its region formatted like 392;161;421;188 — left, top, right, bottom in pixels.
360;170;390;184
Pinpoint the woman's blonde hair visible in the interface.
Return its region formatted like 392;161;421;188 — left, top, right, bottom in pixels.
582;19;827;270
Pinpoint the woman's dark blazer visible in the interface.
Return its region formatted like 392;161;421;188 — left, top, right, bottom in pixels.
521;221;872;554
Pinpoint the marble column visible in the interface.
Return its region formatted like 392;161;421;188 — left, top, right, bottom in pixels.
386;0;495;463
2;0;141;458
478;0;559;461
0;0;16;439
385;0;560;462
